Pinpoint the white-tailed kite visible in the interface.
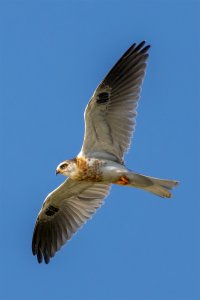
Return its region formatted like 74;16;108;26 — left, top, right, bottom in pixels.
32;41;179;264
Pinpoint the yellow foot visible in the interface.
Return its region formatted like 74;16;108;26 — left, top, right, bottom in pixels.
115;176;130;185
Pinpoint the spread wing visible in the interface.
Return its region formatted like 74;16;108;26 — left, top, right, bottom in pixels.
32;179;111;264
79;41;150;164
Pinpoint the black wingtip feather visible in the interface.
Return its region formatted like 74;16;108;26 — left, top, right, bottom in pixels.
37;243;43;264
44;252;50;264
133;41;146;52
32;228;37;256
122;43;136;58
140;44;151;54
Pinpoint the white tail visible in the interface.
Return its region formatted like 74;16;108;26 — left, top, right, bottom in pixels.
127;172;179;198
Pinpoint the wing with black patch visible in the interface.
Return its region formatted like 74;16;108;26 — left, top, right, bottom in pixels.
80;41;150;163
32;178;111;264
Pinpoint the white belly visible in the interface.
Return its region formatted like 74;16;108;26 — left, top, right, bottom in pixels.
99;160;129;182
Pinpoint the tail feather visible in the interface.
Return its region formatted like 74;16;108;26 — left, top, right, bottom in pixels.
128;173;179;198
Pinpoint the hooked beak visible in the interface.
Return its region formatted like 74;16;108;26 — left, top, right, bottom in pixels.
56;169;60;175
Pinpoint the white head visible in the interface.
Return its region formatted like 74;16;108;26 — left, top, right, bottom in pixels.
55;159;76;177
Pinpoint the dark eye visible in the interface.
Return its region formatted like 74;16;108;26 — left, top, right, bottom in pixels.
60;163;68;170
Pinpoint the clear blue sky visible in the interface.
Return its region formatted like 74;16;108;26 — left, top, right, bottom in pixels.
0;1;199;299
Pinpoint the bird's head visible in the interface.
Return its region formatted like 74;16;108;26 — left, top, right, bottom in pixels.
55;160;76;177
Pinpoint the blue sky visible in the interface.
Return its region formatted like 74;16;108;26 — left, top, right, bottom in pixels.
0;0;199;299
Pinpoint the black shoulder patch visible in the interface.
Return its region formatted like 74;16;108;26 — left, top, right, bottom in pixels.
97;92;109;104
45;205;59;216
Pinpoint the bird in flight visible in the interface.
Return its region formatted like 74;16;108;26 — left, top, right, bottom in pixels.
32;41;179;264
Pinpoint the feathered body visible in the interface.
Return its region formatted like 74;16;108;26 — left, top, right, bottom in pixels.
57;157;178;198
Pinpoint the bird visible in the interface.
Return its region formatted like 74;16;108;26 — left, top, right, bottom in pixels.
32;41;179;264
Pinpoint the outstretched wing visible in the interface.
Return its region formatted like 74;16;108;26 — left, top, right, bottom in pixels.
80;41;150;164
32;179;111;264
